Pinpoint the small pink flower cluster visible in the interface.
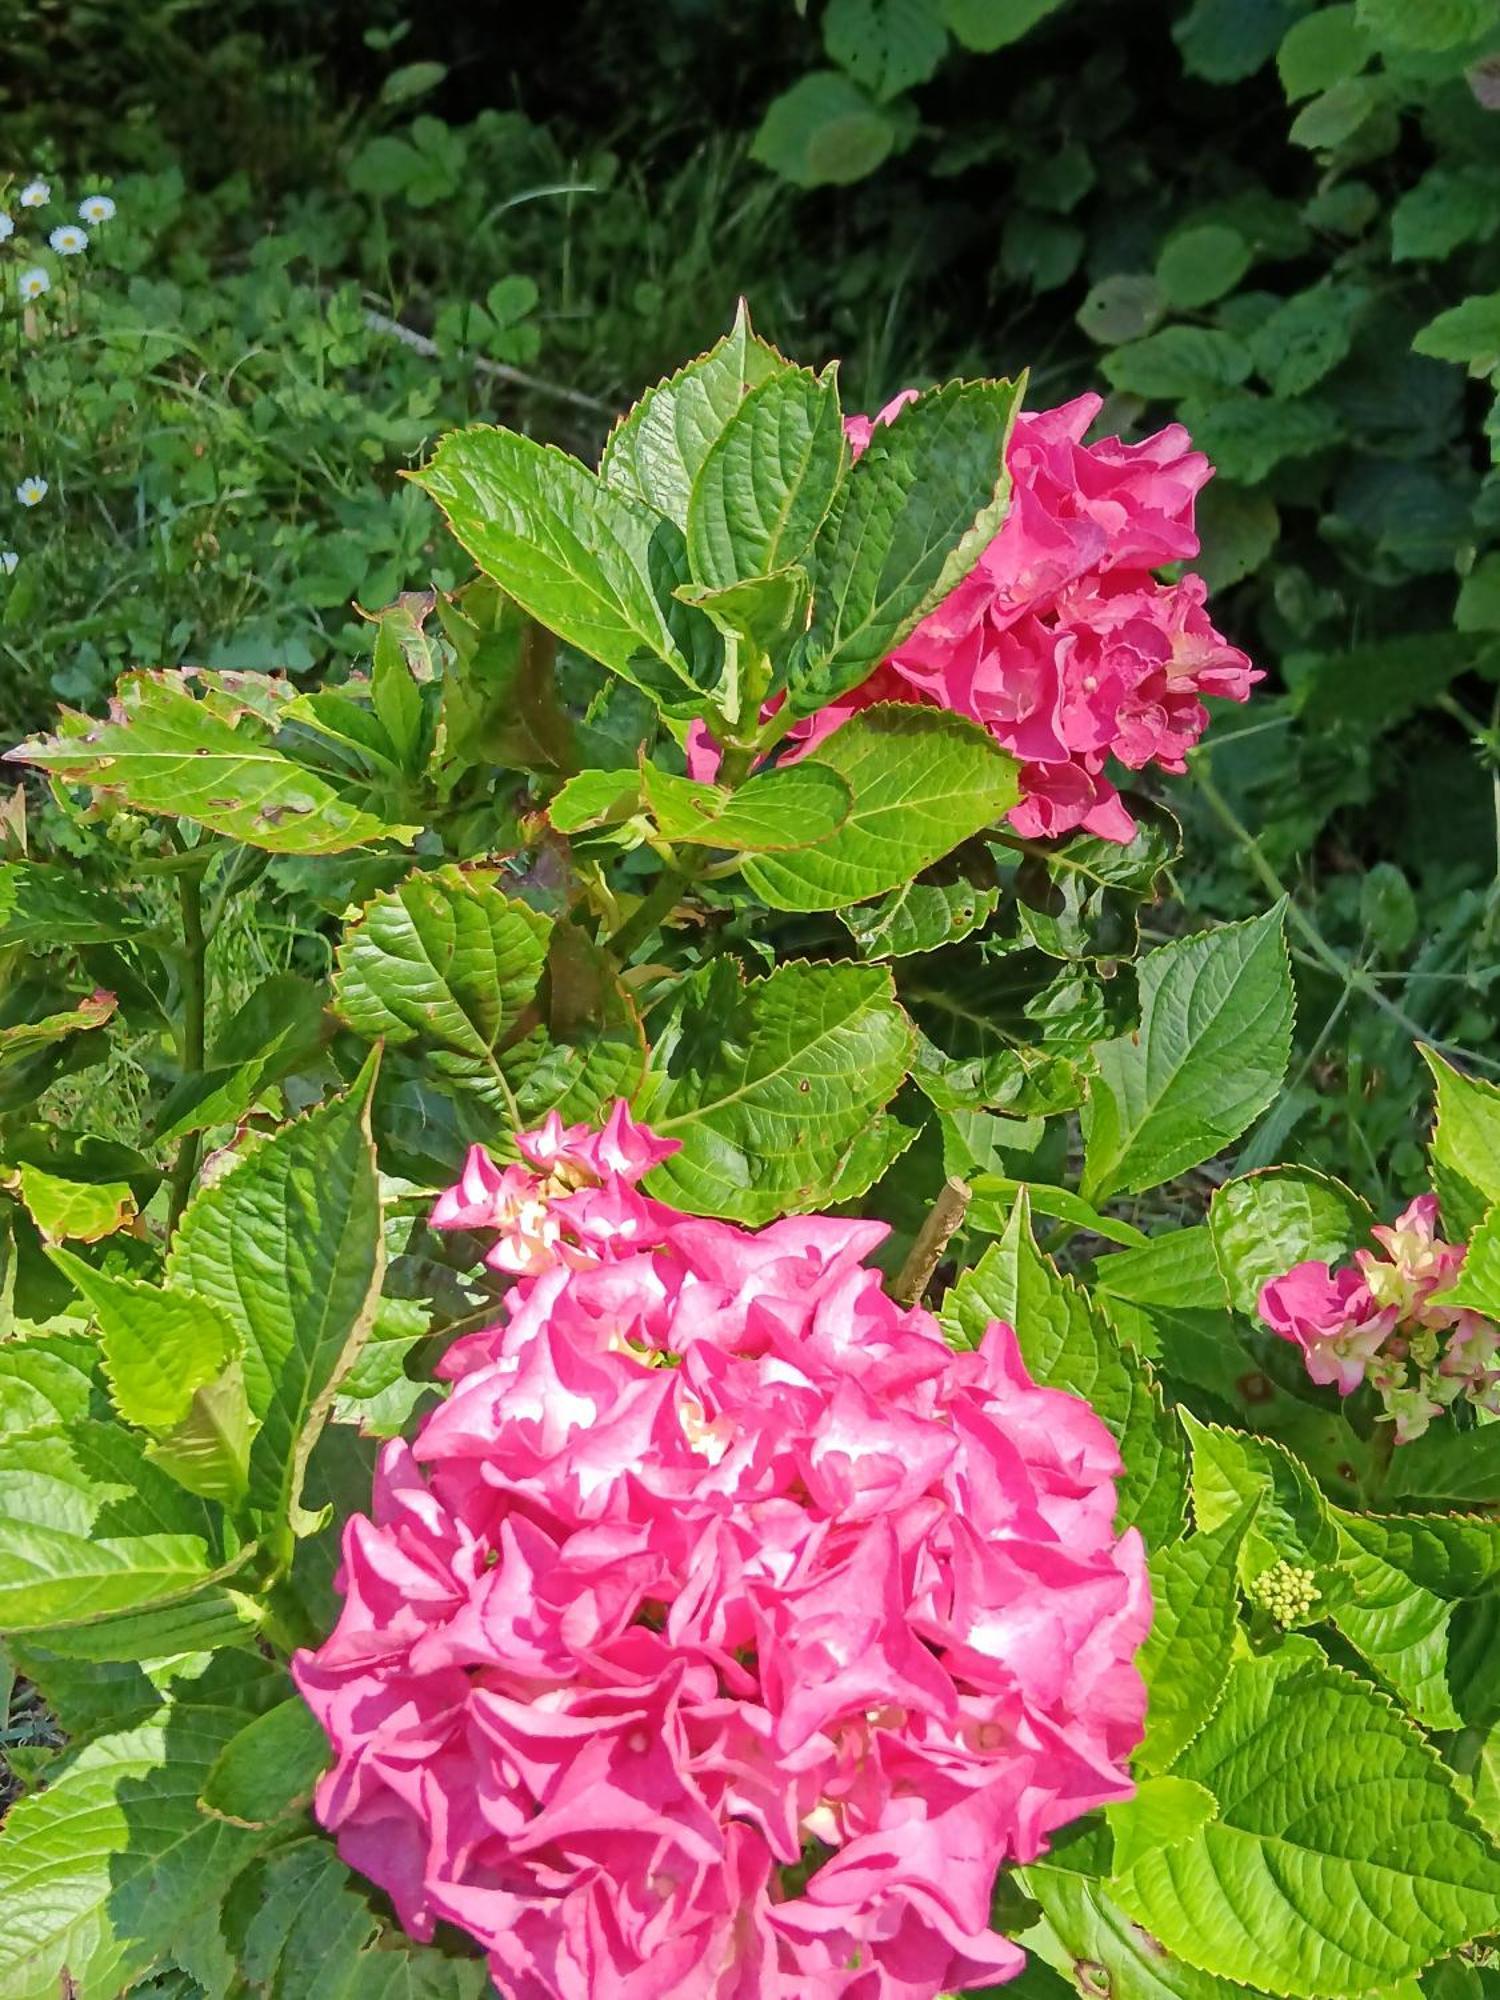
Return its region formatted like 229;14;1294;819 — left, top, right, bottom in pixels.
429;1103;678;1275
798;392;1259;843
1258;1195;1500;1443
296;1105;1150;2000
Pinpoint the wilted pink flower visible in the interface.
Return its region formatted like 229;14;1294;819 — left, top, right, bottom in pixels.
1257;1192;1500;1442
805;389;1260;842
297;1118;1150;1999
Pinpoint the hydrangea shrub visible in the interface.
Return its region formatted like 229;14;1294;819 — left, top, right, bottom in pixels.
0;310;1498;1999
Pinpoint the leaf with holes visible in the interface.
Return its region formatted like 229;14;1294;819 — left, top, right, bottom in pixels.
6;672;413;854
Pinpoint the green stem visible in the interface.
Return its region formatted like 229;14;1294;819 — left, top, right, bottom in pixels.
166;865;207;1238
607;865;693;960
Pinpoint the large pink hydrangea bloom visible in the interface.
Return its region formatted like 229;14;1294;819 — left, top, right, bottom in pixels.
692;390;1259;845
1258;1194;1500;1443
295;1104;1150;1999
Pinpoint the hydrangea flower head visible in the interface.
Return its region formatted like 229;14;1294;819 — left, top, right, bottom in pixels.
296;1107;1150;1998
795;390;1259;843
1258;1193;1500;1442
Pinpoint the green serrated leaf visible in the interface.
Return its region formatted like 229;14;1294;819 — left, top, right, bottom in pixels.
1138;1499;1256;1774
825;0;949;98
1082;906;1295;1204
332;865;551;1099
599;303;786;527
1101;327;1252;401
413;428;719;710
44;1248;236;1433
1107;1776;1221;1873
1422;1045;1500;1240
940;1192;1187;1543
11;1164;135;1245
1208;1167;1375;1315
166;1055;383;1534
674;566;812;655
839;843;1000;958
637;957;912;1222
199;1697;330;1828
152;973;331;1146
1413;293;1500;371
0;1422;240;1634
6;673;414;854
1112;1647;1500;1996
788;377;1023;710
1016;1859;1269;1998
0;862;151;948
750;71;905;188
640;762;853;851
0;1703;272;2000
685;364;847;588
741;706;1019;910
1184;1413;1341;1595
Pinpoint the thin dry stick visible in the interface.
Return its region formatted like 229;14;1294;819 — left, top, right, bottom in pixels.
893;1176;972;1306
361;306;614;415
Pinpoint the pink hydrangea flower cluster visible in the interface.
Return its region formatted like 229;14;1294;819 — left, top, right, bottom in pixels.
295;1104;1150;2000
429;1102;678;1275
1258;1195;1500;1443
812;391;1259;843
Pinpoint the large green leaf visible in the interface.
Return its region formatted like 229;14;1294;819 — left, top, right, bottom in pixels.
940;1192;1186;1544
1430;1199;1500;1316
1018;1860;1272;1999
152;974;331;1146
7;673;412;855
740;706;1020;911
1208;1167;1374;1315
236;1840;490;2000
1137;1500;1255;1775
1185;1414;1342;1596
787;377;1024;711
44;1249;236;1433
199;1698;330;1828
840;843;1001;958
1112;1645;1500;1996
1082;906;1294;1204
1330;1508;1500;1730
166;1056;383;1531
1422;1045;1500;1240
685;363;847;588
0;1703;270;2000
0;1422;238;1634
333;866;551;1102
415;428;719;708
598;304;787;527
550;760;853;852
636;958;912;1222
11;1165;134;1245
0;863;151;948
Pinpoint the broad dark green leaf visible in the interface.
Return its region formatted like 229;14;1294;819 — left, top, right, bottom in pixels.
840;842;1000;958
0;863;151;948
199;1697;330;1828
1082;906;1294;1204
413;428;719;709
637;958;912;1222
788;378;1023;711
598;303;787;527
152;974;331;1146
741;707;1019;910
166;1056;383;1531
685;363;847;587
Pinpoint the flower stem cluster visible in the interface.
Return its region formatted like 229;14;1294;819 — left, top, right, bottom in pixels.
295;1104;1150;1999
1257;1196;1500;1443
1247;1560;1320;1628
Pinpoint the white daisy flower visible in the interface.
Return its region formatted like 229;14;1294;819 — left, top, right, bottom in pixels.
19;180;49;208
0;553;17;576
0;214;12;243
17;267;50;302
49;224;87;257
78;194;116;224
15;477;48;507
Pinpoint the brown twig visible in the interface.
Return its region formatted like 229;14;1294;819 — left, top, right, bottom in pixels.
892;1176;972;1306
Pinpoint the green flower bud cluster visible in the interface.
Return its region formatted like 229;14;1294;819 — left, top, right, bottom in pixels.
1248;1560;1320;1627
